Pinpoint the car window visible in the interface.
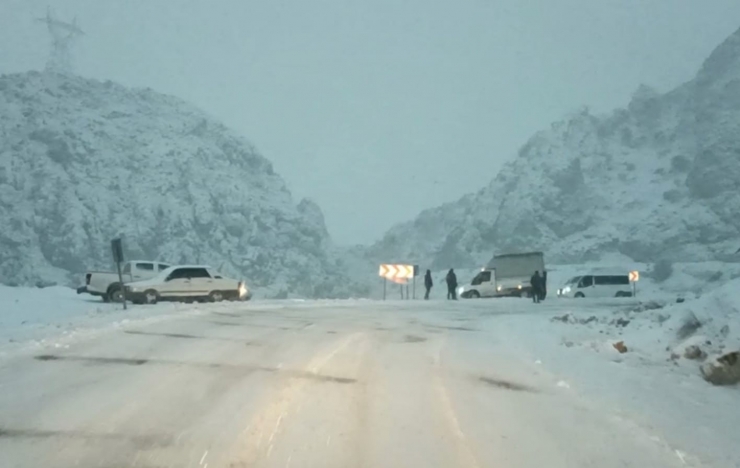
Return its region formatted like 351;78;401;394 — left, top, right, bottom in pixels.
122;263;131;274
158;263;170;271
471;272;483;286
168;268;211;280
166;268;186;280
614;275;630;285
136;263;154;271
579;276;593;287
595;275;630;285
190;268;211;279
472;271;491;286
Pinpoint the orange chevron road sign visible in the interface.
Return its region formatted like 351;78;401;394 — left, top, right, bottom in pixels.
379;264;414;280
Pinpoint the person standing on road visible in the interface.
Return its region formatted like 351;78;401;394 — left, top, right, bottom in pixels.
424;269;433;300
446;269;458;300
530;271;542;303
541;270;548;301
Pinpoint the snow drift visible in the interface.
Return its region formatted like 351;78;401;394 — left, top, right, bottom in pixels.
546;276;740;383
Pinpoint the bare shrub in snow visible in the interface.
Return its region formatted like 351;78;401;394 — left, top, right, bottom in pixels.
632;300;664;313
651;260;674;283
683;345;707;361
676;311;702;339
670;155;691;173
662;190;682;203
707;271;723;283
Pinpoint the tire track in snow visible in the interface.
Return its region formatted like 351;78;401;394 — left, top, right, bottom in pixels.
228;332;363;466
433;341;482;468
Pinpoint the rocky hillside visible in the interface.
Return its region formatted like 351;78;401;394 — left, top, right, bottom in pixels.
371;26;740;269
0;72;368;298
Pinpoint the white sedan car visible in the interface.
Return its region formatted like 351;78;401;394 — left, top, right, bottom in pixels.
124;265;249;305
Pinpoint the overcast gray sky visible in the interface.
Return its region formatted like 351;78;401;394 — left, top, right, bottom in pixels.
2;1;740;244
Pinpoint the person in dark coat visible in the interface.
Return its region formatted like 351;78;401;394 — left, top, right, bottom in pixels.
541;270;548;301
530;271;542;303
424;269;433;300
446;269;458;300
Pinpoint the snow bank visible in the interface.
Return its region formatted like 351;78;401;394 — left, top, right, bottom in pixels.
0;285;196;357
543;276;740;380
656;278;740;358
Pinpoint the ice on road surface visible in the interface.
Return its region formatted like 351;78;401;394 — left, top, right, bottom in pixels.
0;298;738;468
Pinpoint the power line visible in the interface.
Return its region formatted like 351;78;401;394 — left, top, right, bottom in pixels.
36;7;84;75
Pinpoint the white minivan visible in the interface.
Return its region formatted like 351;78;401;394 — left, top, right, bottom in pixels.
557;273;632;298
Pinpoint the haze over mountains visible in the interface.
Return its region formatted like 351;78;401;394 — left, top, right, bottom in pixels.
0;72;368;297
369;26;740;270
2;23;740;296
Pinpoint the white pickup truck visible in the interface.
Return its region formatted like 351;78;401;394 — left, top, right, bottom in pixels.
77;260;171;302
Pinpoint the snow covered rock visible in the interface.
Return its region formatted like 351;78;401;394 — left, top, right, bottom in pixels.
618;277;740;368
370;26;740;268
683;345;707;361
551;313;577;324
612;341;628;354
701;351;740;386
0;72;366;298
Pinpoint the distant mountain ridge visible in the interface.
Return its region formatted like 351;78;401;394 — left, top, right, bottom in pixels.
0;71;367;298
370;26;740;268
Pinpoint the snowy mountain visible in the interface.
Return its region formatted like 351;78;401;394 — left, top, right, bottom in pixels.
370;26;740;270
0;72;368;298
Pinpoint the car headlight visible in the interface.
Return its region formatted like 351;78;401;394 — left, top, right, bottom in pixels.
563;286;571;294
497;286;502;291
457;286;465;294
518;285;522;289
238;282;247;298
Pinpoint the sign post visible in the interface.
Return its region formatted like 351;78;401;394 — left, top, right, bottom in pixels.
629;270;640;298
379;264;416;300
412;265;419;300
111;238;127;310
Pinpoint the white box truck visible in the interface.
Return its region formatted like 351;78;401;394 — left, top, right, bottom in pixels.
459;251;545;299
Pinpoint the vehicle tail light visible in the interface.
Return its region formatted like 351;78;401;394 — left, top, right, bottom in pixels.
86;273;92;285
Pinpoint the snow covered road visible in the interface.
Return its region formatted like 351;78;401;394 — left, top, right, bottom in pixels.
0;299;737;467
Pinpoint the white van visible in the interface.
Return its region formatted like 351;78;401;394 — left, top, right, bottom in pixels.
557;273;632;298
459;252;546;299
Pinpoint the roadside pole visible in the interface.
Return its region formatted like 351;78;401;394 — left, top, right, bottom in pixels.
111;238;127;310
629;270;640;299
379;264;415;301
